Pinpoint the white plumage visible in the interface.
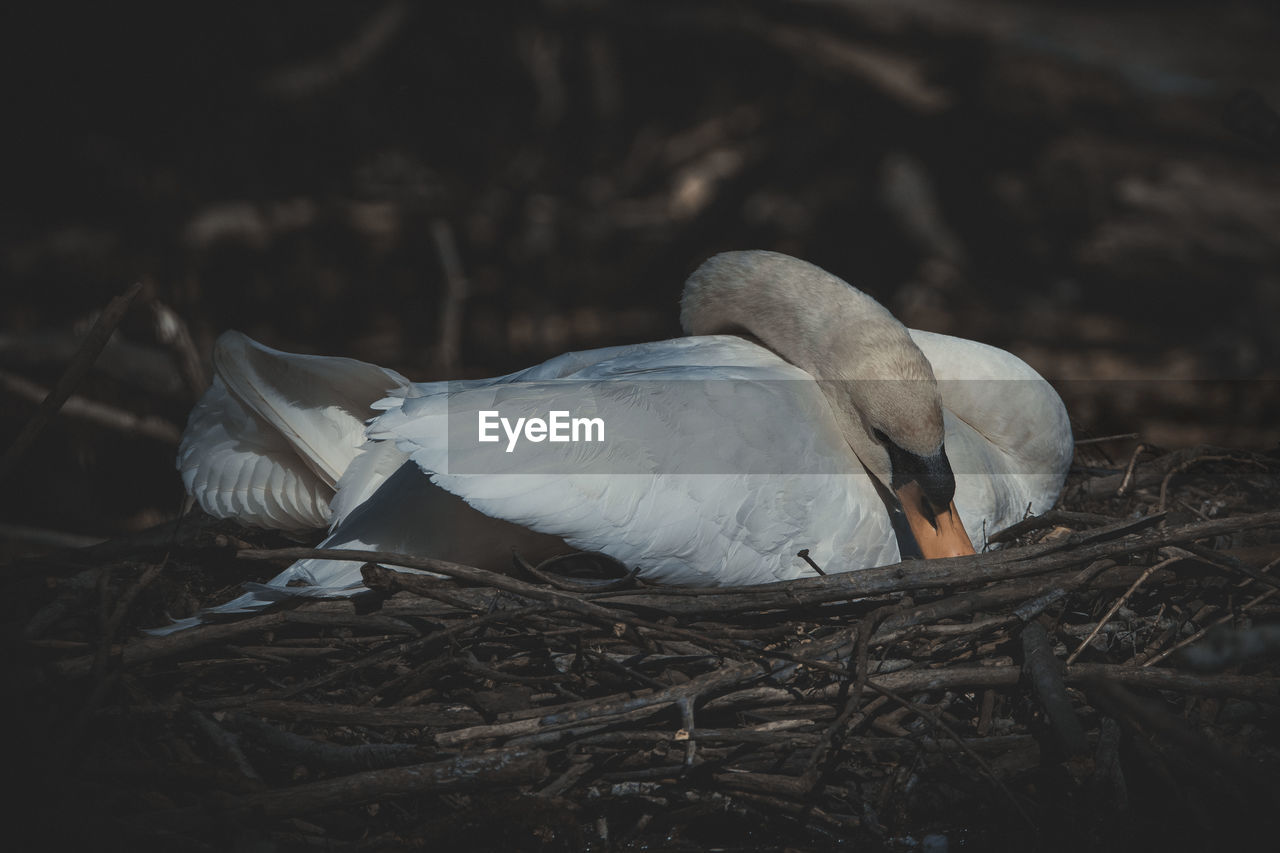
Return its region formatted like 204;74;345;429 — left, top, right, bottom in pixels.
157;251;1072;633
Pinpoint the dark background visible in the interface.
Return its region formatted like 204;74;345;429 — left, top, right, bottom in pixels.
2;0;1278;547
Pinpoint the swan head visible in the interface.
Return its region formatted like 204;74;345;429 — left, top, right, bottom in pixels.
819;349;973;559
683;250;975;560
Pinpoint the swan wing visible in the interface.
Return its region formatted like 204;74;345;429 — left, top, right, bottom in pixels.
371;336;897;584
178;374;333;529
212;330;411;487
910;329;1073;543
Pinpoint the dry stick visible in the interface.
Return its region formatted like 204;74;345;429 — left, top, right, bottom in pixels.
873;559;1118;644
1074;433;1140;446
804;604;902;787
1158;454;1266;512
430;218;468;373
223;713;429;772
1065;555;1181;666
1075;444;1262;501
1143;559;1280;667
1181;543;1280;595
986;509;1118;545
596;510;1280;616
260;0;412;98
0;521;105;551
361;562;741;654
56;611;292;677
208;603;554;709
0;281;144;483
1021;621;1089;756
514;550;641;593
59;591;548;680
149;298;208;397
189;710;261;782
1116;443;1154;496
226;510;1280;621
1065;664;1278;699
865;679;1036;827
144;747;547;828
435;657;770;748
713;664;1280;707
0;368;182;443
216;700;486;729
538;757;595;798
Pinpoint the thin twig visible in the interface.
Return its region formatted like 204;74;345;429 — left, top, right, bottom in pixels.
0;281;144;482
1065;555;1181;666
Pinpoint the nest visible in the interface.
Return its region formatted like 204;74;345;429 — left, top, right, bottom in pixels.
9;443;1280;851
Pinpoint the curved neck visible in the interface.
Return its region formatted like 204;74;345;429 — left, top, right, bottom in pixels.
681;251;928;382
680;251;944;460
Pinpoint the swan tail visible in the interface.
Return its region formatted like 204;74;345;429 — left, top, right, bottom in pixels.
177;331;412;530
211;331;411;485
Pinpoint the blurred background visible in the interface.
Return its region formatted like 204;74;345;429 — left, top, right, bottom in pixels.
2;0;1278;546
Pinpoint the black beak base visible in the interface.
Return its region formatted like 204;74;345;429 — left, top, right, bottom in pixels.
885;443;957;524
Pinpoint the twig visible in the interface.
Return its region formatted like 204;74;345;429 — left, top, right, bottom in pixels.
189;710;261;782
797;548;827;575
0;369;182;444
865;680;1035;827
145;747;547;827
1157;454;1265;512
219;510;1280;621
1144;562;1280;667
1065;555;1181;665
149;297;208;397
0;281;144;482
1116;443;1154;496
1021;621;1088;756
514;550;640;592
988;509;1119;544
430;218;468;373
1074;433;1140;446
260;1;413;98
0;522;105;550
223;713;429;772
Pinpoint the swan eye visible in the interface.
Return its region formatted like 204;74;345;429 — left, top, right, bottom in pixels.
872;428;890;445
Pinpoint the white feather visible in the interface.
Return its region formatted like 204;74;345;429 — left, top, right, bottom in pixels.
176;332;411;533
211;331;410;487
177;374;332;530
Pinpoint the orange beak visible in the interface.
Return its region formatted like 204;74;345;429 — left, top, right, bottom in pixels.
895;481;975;559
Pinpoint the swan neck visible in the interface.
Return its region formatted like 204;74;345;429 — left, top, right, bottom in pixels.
679;251;945;464
680;251;921;382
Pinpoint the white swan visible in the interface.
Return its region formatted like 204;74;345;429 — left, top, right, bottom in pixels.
159;251;1072;632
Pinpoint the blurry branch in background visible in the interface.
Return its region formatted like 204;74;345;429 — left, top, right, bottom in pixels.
0;331;187;398
0;522;105;551
519;26;568;128
430;219;468;374
0;370;181;446
0;282;144;484
149;297;208;398
752;21;949;114
260;1;413;99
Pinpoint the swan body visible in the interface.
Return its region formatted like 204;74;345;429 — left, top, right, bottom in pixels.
160;251;1072;633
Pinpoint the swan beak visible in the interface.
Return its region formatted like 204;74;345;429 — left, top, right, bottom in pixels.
894;482;976;559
